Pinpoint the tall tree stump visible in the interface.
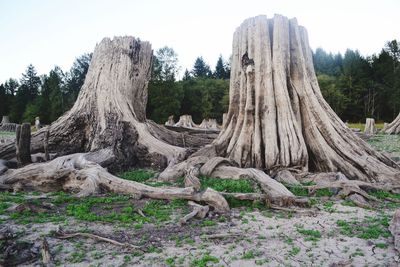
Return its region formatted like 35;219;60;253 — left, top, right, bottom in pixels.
211;15;399;182
16;123;32;166
364;118;376;135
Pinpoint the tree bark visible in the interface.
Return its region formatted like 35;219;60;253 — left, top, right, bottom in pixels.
211;15;399;183
15;123;31;166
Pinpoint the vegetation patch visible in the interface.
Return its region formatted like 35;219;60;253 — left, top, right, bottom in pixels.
297;227;321;242
336;215;391;239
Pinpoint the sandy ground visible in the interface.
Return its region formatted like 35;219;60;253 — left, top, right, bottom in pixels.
1;199;399;267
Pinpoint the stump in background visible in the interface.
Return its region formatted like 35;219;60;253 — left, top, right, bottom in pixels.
364;118;376;135
16;123;31;166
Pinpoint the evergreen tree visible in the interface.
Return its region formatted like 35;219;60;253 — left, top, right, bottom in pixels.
192;57;212;78
64;53;92;109
10;65;41;122
182;69;192;81
214;55;229;79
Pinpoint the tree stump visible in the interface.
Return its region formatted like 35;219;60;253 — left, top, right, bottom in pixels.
364;118;376;135
174;115;197;128
199;119;220;130
165;115;175;126
1;116;9;125
210;15;399;182
384;113;400;134
35;117;41;131
16;123;31;166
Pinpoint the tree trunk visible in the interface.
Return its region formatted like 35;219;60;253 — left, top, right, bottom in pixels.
211;15;399;183
384;113;400;134
0;37;208;170
15;123;31;166
364;118;376;135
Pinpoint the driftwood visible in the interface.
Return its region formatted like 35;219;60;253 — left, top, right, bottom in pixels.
179;201;209;225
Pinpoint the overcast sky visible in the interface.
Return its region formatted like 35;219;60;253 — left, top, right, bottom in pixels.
0;0;399;82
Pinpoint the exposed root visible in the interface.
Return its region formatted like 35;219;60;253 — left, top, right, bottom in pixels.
0;151;229;212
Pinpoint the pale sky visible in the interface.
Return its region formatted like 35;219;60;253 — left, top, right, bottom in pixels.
0;0;399;82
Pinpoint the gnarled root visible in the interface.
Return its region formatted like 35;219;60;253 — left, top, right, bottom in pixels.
159;156;308;207
0;151;229;213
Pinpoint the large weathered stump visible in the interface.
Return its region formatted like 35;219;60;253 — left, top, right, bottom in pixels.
211;15;399;182
0;37;210;170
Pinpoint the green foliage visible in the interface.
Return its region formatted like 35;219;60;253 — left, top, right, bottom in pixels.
314;41;400;122
368;190;400;200
117;169;155;183
190;254;219;267
297;228;321;241
192;57;212;78
199;176;254;193
336;215;391;239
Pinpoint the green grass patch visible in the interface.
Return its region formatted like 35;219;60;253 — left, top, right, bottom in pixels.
117;169;155;183
297;228;321;241
190;254;219;267
336;215;391;239
199;176;254;193
369;190;400;200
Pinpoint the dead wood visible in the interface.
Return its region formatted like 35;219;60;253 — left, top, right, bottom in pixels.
0;151;229;212
55;229;140;250
179;201;209;225
41;238;52;265
184;166;201;190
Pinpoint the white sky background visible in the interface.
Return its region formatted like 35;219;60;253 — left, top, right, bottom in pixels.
0;0;399;82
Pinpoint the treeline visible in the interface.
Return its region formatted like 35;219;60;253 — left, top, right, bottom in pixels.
0;54;92;125
147;47;230;123
315;40;400;122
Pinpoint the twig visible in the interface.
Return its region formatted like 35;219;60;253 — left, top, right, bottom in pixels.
56;231;139;249
200;233;242;239
41;238;52;265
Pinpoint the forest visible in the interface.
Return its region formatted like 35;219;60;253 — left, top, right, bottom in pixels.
1;40;399;125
